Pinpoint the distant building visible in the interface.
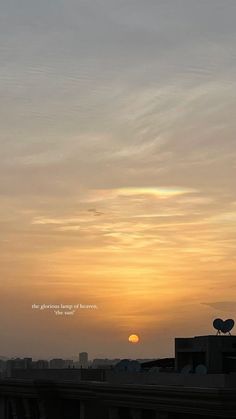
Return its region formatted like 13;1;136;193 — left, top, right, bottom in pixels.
33;360;49;369
49;358;66;369
5;358;32;378
79;352;88;368
64;359;74;368
0;360;6;378
23;358;33;369
91;359;120;369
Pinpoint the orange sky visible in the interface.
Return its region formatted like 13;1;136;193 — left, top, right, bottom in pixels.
0;0;236;359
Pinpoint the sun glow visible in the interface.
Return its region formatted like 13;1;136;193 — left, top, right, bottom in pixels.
128;334;140;344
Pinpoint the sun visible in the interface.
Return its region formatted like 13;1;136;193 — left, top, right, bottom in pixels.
128;334;140;344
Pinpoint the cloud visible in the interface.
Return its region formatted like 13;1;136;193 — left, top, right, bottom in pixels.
86;187;196;202
202;302;236;312
132;213;185;219
88;209;104;216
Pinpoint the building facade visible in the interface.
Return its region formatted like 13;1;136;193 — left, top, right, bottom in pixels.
0;379;236;418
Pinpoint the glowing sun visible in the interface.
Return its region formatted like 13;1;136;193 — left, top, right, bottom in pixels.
128;334;140;344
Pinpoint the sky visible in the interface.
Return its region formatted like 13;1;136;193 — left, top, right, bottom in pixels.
0;0;236;359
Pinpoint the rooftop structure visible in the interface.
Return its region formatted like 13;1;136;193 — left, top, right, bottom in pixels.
175;335;236;374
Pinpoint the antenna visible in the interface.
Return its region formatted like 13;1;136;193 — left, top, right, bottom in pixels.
213;318;234;335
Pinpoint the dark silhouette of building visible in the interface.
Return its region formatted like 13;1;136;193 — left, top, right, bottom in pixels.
2;335;236;418
49;359;66;369
175;335;236;373
0;378;236;418
141;358;174;372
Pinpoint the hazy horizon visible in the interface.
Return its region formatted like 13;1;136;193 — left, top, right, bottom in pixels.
0;0;236;359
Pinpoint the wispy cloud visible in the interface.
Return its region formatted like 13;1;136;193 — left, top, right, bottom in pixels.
85;187;196;202
202;302;236;312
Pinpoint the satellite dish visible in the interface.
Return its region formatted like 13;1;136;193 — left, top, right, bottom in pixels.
115;359;130;372
221;319;234;334
114;359;141;372
213;318;224;331
195;364;207;375
181;364;192;375
213;318;234;335
128;361;141;372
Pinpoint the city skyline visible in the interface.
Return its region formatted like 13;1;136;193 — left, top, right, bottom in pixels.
0;0;236;358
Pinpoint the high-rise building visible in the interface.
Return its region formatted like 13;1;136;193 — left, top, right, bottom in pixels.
79;352;88;368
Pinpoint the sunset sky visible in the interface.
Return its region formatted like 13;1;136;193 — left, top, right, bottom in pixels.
0;0;236;359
